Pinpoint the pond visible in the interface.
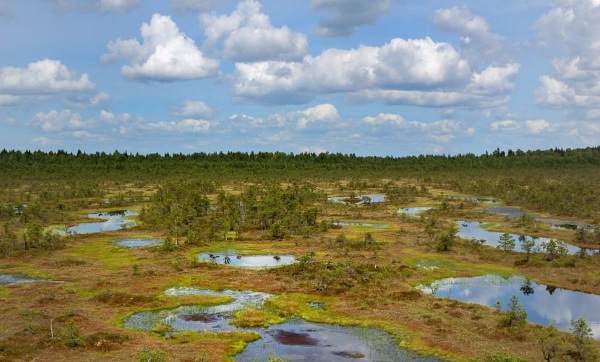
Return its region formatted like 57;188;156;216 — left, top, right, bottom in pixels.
483;208;596;231
455;221;597;255
398;207;432;216
113;238;163;248
236;318;439;362
124;287;441;362
417;275;600;339
65;210;137;235
331;221;389;229
328;194;385;204
197;252;296;268
125;288;273;332
0;274;46;285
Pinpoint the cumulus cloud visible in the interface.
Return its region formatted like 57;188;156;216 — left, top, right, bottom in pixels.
534;0;600;110
269;103;339;130
31;109;86;132
432;6;505;68
0;59;95;93
200;0;308;62
233;37;472;103
174;100;215;119
525;119;553;134
310;0;392;37
44;0;140;13
233;36;519;107
103;13;219;81
0;59;107;107
171;0;216;12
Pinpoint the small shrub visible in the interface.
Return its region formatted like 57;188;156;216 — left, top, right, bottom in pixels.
62;321;85;348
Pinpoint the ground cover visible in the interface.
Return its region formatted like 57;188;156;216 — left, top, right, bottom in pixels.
1;179;599;362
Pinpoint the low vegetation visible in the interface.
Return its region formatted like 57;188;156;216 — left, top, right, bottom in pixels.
1;146;599;361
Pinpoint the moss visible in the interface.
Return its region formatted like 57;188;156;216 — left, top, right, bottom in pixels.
230;308;285;328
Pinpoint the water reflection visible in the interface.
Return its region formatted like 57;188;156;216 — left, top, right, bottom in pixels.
125;287;441;362
456;221;594;255
236;318;438;362
197;252;295;268
66;210;137;235
418;275;600;338
483;208;596;231
328;194;385;204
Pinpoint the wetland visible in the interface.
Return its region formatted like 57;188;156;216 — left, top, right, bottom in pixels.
1;148;600;361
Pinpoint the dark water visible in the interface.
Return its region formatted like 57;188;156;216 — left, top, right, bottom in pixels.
236;318;439;362
198;252;295;268
0;274;45;285
456;221;599;255
124;287;441;362
328;194;386;204
113;238;162;248
66;210;137;234
417;274;600;339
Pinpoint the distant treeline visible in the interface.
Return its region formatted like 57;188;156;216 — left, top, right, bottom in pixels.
1;146;599;180
1;147;599;220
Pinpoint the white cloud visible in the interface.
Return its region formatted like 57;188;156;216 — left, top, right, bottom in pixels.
144;119;210;133
269;104;339;130
32;109;86;132
432;6;505;68
489;120;521;131
0;59;95;93
174;100;215;119
468;63;521;95
233;37;500;105
0;59;107;108
534;0;600;109
310;0;392;37
171;0;216;12
525;119;552;134
44;0;140;13
361;113;407;127
103;14;219;81
200;0;308;62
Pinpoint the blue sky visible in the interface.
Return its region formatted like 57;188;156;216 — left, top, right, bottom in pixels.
1;0;599;156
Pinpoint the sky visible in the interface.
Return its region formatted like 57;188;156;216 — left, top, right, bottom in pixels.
1;0;599;157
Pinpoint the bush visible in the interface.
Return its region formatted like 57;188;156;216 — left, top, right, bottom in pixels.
62;321;85;348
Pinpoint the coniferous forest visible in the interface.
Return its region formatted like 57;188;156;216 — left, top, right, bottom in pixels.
1;146;600;361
